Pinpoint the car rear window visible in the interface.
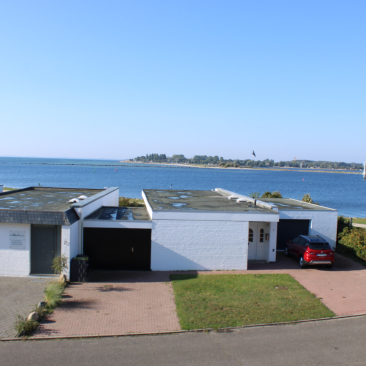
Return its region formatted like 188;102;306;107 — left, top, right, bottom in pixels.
309;242;331;250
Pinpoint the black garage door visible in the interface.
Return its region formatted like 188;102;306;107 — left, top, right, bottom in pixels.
276;220;310;250
84;228;151;270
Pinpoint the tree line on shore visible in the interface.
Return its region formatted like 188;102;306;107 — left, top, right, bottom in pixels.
133;154;363;170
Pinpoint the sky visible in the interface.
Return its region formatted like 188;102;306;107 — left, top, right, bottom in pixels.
0;1;365;163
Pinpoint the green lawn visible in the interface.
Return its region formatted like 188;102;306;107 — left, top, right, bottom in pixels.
170;274;334;330
353;218;366;225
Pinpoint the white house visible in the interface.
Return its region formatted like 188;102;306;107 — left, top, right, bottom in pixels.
0;186;338;278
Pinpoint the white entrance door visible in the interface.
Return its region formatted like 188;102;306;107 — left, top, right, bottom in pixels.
248;222;268;261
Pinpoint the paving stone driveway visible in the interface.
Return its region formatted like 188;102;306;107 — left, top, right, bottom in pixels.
0;277;52;339
34;271;180;338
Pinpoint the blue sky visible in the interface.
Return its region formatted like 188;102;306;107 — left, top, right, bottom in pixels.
0;1;365;162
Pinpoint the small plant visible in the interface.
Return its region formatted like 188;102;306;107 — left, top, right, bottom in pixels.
52;254;69;274
301;193;319;205
249;192;260;198
14;315;39;337
261;191;282;198
44;282;65;309
119;196;145;207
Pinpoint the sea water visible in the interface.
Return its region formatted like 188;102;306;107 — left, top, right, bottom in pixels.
0;157;365;218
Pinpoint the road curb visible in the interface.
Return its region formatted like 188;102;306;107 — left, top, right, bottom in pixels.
2;313;366;342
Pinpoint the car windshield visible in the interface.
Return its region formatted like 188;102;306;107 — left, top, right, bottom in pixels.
309;242;331;250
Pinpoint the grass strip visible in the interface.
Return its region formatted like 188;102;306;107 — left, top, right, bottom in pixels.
171;274;334;330
353;218;366;225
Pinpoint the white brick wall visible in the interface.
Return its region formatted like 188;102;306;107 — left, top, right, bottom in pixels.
61;221;79;279
0;223;31;276
151;220;248;271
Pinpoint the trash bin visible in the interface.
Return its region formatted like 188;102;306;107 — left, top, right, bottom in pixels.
70;256;89;282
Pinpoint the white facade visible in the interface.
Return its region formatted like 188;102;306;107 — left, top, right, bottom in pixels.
0;187;119;278
0;223;31;276
151;220;249;271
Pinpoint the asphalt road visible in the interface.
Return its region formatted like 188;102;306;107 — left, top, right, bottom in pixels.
2;316;366;366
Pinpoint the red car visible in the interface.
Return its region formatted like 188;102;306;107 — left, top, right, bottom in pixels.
284;235;335;268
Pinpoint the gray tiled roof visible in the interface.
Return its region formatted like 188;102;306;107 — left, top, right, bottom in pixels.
0;186;104;225
0;209;79;225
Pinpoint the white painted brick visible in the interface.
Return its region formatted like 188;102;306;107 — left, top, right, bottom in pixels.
0;223;31;276
151;220;248;270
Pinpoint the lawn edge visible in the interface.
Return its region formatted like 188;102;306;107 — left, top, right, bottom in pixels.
2;313;365;342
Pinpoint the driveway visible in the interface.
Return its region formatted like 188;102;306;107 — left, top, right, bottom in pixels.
34;271;180;338
0;277;53;339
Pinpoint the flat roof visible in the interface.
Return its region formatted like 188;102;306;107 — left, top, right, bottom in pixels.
0;187;103;212
85;206;151;221
143;189;277;214
259;198;335;211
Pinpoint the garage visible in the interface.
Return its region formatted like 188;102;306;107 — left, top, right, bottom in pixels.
276;219;310;250
84;227;151;270
83;206;153;271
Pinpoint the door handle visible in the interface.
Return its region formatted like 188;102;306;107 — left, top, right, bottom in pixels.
132;247;134;252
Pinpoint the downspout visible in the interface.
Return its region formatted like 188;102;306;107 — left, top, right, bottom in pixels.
77;208;84;255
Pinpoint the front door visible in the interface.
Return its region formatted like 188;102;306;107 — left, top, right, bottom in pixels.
248;222;268;261
31;225;61;274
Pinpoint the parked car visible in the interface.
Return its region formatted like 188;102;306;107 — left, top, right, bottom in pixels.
284;235;335;268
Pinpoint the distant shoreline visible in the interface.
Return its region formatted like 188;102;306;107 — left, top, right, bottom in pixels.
120;161;362;175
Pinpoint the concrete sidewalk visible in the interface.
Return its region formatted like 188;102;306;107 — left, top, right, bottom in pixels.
0;277;53;339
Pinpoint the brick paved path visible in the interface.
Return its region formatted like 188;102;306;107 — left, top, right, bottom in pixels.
0;277;52;339
34;271;181;338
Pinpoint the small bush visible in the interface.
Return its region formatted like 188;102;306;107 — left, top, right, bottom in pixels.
52;254;69;274
249;192;260;198
261;191;282;198
14;315;39;337
44;282;65;309
119;197;145;207
302;193;319;205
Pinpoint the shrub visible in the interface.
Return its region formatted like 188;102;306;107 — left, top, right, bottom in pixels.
337;216;352;236
249;192;260;198
51;254;68;274
44;282;65;309
261;191;282;198
119;197;145;207
338;227;366;263
301;193;319;205
14;315;39;337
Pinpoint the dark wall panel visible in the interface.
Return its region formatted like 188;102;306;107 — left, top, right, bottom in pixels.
277;220;310;250
84;228;151;270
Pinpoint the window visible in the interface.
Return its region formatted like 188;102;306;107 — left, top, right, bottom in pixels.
259;228;264;242
249;229;253;242
298;238;307;246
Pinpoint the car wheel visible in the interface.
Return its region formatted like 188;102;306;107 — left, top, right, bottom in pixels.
328;263;334;269
299;256;306;268
284;246;289;256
